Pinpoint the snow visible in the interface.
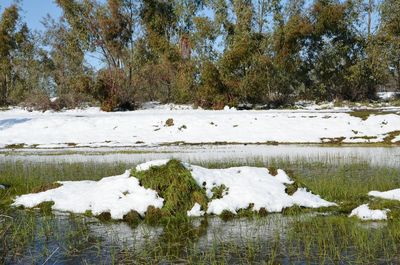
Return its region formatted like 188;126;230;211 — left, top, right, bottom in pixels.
186;164;336;215
135;159;170;172
12;170;164;219
349;204;389;221
377;92;400;101
1;107;399;148
187;203;205;217
368;189;400;201
12;160;336;219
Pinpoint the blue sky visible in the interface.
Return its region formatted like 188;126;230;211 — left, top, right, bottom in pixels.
1;0;61;31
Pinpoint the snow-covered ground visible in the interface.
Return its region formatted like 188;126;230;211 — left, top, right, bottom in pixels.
1;106;399;148
349;204;389;221
13;160;335;219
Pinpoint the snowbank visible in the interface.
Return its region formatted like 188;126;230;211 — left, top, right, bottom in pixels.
135;159;170;172
187;164;336;215
13;170;164;219
12;160;336;219
349;204;389;221
368;189;400;201
1;107;399;148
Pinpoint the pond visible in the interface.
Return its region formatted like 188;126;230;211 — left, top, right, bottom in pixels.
1;145;400;264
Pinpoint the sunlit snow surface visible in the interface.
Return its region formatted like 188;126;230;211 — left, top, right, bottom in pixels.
349;204;389;221
1;106;399;148
13;161;336;219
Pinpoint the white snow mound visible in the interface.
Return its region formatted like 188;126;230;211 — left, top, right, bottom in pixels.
135;159;170;172
186;164;336;215
12;170;164;219
187;203;205;217
349;204;389;221
368;189;400;201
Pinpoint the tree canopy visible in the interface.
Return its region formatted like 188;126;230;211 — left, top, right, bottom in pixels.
0;0;398;110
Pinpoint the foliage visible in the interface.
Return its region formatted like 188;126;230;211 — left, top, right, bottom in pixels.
134;159;208;217
0;0;399;110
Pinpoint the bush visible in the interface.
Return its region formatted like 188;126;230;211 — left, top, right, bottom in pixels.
51;92;94;111
20;91;51;112
95;69;136;112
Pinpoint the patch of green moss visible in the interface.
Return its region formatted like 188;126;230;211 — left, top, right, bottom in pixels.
220;210;235;221
5;143;25;149
348;110;397;121
282;205;304;215
285;182;299;195
258;207;268;217
84;210;93;217
96;212;112;222
144;206;165;224
135;160;208;217
284;170;308;196
123;210;142;226
383;130;400;144
31;182;62;193
268;167;278;176
320;137;346;145
36;201;54;215
211;184;228;199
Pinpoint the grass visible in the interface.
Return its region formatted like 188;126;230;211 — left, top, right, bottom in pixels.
134;159;208;219
2;156;400;263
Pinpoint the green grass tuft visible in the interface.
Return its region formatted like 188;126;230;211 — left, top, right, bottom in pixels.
134;160;208;217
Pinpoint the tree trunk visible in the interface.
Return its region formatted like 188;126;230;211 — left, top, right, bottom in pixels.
367;0;373;37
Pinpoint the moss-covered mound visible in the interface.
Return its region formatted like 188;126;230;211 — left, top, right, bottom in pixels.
134;160;208;217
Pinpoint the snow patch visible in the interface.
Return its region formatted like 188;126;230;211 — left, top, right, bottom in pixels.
349;204;389;221
187;164;336;215
368;189;400;201
12;170;163;219
187;203;205;217
1;107;400;148
135;159;170;172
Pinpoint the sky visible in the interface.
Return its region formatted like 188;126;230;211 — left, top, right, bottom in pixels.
1;0;61;31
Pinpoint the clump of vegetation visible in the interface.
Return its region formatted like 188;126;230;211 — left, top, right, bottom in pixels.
31;182;61;193
268;167;278;176
285;182;300;196
96;212;112;222
135;160;208;217
220;210;235;221
165;118;174;127
320;137;346;145
211;184;228;199
4;143;25;149
123;210;142;226
348;111;397;121
383;131;400;144
36;201;55;215
144;205;165;224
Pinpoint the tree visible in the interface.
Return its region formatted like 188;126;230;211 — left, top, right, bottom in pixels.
380;0;400;91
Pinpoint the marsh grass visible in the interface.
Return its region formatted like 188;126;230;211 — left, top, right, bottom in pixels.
2;156;400;264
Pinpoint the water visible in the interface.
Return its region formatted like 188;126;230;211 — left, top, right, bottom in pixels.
1;144;399;168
